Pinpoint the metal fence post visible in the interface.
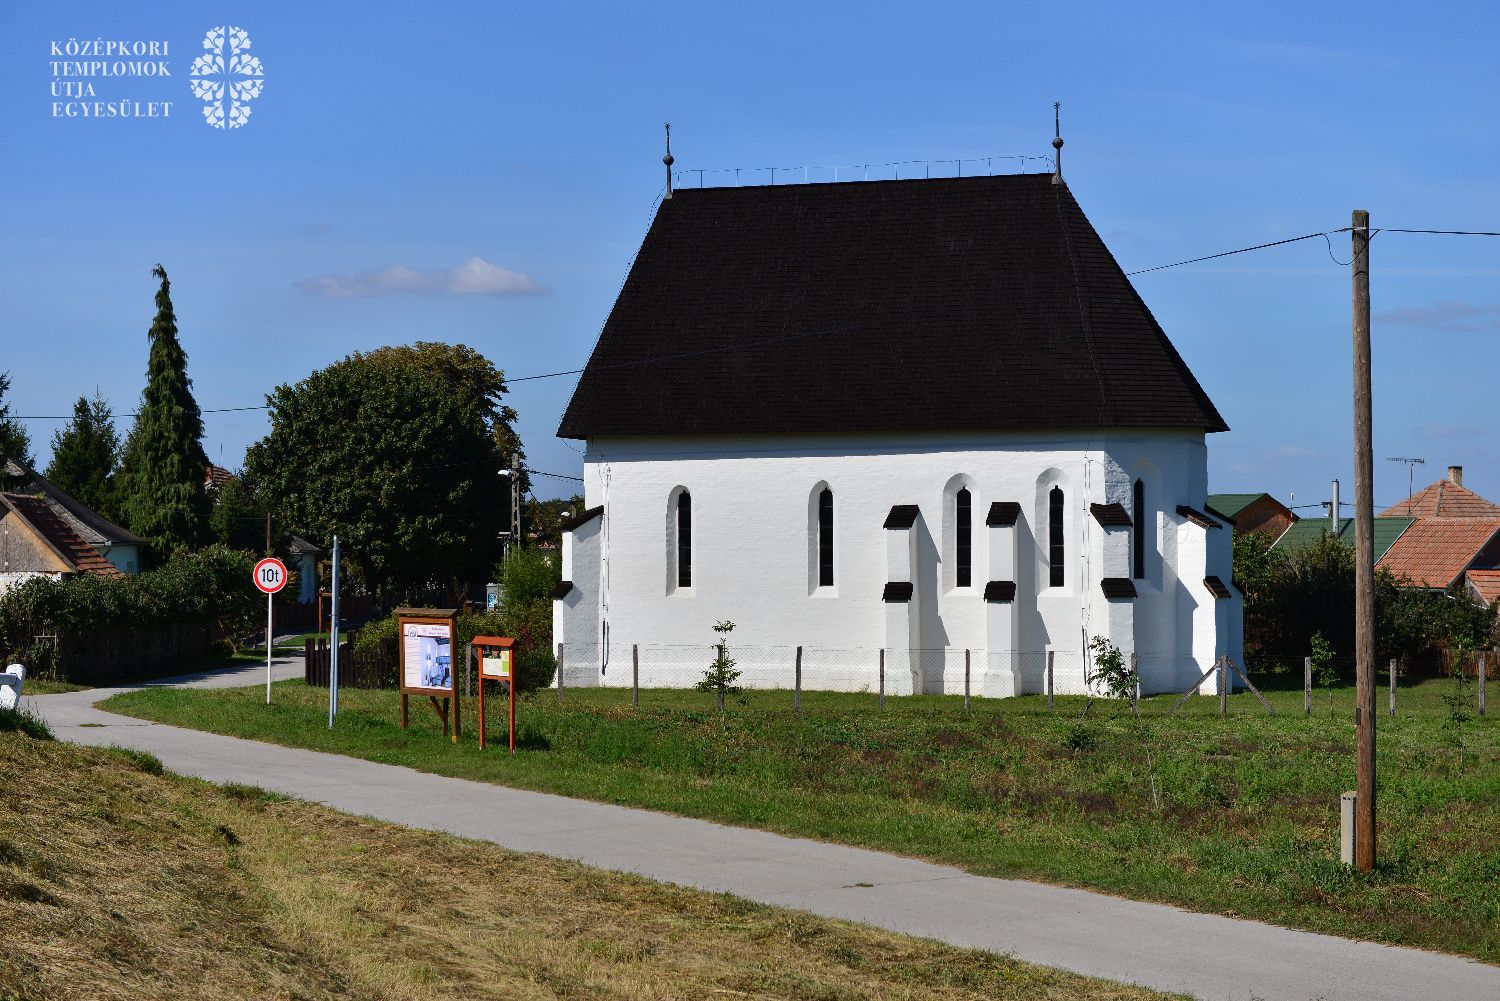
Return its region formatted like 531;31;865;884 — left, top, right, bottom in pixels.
794;646;802;713
964;648;971;712
1131;652;1140;709
632;644;639;708
1304;656;1312;717
556;642;564;705
1389;658;1396;717
1046;650;1054;711
879;648;885;710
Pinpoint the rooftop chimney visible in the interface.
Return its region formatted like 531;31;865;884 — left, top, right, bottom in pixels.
1448;465;1464;486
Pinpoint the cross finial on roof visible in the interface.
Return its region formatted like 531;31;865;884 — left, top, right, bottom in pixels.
663;122;675;199
1051;102;1065;185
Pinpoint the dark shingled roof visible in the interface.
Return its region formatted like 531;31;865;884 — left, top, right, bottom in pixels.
984;580;1017;602
986;501;1021;526
883;504;920;530
559;174;1226;439
1090;502;1132;527
882;581;914;602
1100;577;1137;599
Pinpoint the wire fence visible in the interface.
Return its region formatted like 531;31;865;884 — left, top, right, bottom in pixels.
557;644;1214;699
549;643;1492;720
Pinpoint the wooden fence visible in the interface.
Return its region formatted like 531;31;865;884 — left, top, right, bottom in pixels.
303;633;397;690
35;621;219;686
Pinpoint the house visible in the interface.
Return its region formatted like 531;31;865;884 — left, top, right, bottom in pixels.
553;169;1242;696
1207;492;1296;539
0;491;123;593
1272;515;1414;562
287;535;321;604
2;461;144;574
1369;467;1500;603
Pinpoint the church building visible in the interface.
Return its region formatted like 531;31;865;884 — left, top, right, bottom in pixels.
553;156;1241;696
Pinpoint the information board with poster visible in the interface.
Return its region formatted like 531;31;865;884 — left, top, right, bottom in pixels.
395;607;460;742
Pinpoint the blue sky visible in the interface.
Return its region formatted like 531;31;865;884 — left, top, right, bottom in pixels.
2;1;1499;509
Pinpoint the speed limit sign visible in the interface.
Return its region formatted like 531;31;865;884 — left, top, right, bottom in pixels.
253;557;289;595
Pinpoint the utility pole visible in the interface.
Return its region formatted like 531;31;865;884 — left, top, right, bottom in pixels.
1351;209;1376;873
510;453;522;554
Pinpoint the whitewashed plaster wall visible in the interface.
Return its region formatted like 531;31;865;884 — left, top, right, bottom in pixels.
556;429;1242;695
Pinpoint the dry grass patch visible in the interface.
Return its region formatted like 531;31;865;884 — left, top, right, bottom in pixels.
0;731;1172;1000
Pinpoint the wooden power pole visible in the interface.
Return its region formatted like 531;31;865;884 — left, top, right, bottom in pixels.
1351;209;1377;872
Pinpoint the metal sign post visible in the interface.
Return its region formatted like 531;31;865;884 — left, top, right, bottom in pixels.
252;557;289;704
328;535;340;728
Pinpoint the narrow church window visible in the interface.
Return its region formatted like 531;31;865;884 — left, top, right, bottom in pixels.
1133;478;1146;580
1049;486;1065;588
818;488;834;587
955;488;972;587
677;491;692;588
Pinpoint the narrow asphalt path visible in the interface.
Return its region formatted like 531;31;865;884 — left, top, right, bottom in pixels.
28;664;1499;1001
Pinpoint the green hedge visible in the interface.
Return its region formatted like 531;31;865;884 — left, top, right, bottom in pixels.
353;604;555;694
0;546;259;682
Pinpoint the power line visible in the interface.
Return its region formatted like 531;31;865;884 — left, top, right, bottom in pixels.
12;222;1500;421
1123;229;1350;277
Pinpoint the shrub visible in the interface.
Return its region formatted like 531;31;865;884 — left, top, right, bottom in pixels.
351;603;555;694
497;546;560;610
0;546;258;681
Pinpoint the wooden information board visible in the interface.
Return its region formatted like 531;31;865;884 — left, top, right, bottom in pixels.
395;607;460;742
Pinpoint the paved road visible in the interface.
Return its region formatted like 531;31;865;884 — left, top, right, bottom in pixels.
29;663;1499;1001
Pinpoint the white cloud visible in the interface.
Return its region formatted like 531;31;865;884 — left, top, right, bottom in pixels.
1376;301;1500;331
297;257;545;298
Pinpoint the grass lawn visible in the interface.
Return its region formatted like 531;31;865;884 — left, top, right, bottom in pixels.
102;676;1500;963
0;725;1170;1000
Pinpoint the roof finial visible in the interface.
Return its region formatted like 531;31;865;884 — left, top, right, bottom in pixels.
663;122;675;199
1051;102;1064;185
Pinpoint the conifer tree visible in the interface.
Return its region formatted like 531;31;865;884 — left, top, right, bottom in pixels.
45;391;120;517
0;371;34;486
117;265;210;558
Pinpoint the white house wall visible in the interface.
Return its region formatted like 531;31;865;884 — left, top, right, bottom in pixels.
557;429;1242;696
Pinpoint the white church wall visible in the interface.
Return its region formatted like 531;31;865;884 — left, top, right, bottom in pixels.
559;428;1239;695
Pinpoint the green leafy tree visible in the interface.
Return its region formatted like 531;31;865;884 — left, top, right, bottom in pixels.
0;371;34;487
696;620;742;711
244;342;521;603
1308;630;1338;688
208;474;268;553
116;265;211;559
526;494;586;548
497;546;560;609
44;391;119;517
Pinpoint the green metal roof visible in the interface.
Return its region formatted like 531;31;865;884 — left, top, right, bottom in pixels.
1271;516;1415;562
1206;493;1268;519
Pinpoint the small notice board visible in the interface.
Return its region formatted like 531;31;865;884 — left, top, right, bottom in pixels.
396;607;460;742
473;635;517;753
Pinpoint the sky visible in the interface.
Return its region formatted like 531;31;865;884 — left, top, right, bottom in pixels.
2;1;1499;510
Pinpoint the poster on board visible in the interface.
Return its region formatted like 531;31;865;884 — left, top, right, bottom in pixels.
398;615;456;694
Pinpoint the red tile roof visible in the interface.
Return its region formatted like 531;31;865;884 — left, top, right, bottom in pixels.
1;492;123;577
1465;569;1500;605
1376;518;1500;589
1380;479;1500;519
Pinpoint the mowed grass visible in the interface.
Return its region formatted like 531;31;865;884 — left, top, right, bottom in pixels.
0;729;1172;1001
103;676;1500;963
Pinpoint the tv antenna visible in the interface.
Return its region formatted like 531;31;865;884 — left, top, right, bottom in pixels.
1386;457;1425;514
